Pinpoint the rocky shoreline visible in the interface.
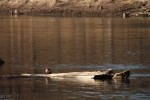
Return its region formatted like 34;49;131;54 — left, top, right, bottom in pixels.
0;0;150;17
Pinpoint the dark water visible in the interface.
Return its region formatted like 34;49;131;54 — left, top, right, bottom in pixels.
0;16;150;100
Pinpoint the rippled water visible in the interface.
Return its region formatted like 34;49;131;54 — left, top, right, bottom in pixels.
0;16;150;100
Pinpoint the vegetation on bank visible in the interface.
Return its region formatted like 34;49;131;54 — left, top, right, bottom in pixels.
0;0;150;17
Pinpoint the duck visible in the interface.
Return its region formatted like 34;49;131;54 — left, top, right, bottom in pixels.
45;68;52;74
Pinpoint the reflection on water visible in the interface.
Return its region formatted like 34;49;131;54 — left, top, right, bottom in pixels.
0;16;150;100
0;16;150;73
0;77;149;100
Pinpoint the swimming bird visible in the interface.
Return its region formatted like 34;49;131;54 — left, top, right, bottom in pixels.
45;68;52;74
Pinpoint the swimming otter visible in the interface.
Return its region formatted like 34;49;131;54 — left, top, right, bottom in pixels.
45;68;52;74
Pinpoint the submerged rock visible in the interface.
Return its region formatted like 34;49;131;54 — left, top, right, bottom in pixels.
0;58;5;64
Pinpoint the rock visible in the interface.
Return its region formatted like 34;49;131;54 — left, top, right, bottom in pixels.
103;68;113;74
93;74;113;80
0;58;5;64
123;12;130;18
123;12;126;18
113;69;130;79
93;69;130;80
14;9;19;15
99;5;103;10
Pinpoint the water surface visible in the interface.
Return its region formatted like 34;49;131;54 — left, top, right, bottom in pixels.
0;16;150;100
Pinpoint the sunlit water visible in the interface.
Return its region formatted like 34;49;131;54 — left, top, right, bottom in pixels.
0;16;150;100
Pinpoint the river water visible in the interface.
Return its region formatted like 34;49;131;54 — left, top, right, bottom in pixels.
0;16;150;100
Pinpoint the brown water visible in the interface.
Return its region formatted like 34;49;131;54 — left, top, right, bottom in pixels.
0;16;150;100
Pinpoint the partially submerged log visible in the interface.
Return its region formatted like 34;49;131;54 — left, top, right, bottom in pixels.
0;69;130;80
